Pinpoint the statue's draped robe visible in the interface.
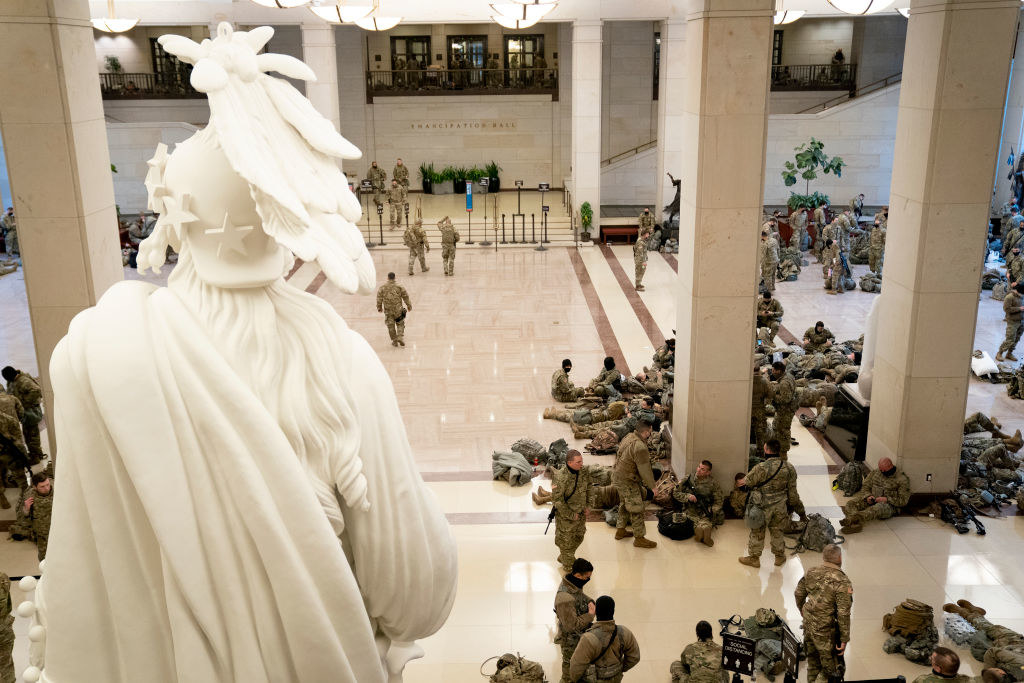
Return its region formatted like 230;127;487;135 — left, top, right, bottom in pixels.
38;280;456;682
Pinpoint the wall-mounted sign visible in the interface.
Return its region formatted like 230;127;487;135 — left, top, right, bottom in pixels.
407;120;518;131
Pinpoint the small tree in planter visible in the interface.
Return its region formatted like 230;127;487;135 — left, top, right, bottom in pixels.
579;201;594;241
419;162;436;194
485;161;501;192
104;55;123;73
466;166;486;188
452;166;469;194
435;166;455;194
781;138;844;210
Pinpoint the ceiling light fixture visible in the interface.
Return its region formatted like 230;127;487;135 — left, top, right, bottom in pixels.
354;10;401;31
490;1;556;29
896;7;910;17
250;0;310;8
773;10;806;24
826;0;896;14
309;0;376;23
91;0;139;33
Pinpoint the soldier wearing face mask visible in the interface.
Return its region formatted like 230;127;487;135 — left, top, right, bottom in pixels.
554;558;596;683
840;457;910;534
552;358;586;402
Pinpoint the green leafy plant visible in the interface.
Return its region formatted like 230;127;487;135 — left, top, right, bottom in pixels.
786;191;831;210
418;161;436;182
579;201;593;236
484;161;501;178
452;166;469;181
104;55;123;73
781;137;845;199
466;166;486;182
438;166;456;182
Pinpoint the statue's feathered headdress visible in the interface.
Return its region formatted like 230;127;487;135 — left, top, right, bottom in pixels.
149;23;373;294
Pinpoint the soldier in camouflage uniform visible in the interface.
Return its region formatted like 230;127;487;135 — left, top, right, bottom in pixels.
672;460;724;546
403;210;430;275
943;601;1024;679
387;180;407;229
795;544;852;683
996;283;1024;361
756;291;784;340
1;208;16;257
670;620;723;683
803;322;835;353
367;161;387;208
438;216;460;276
551;451;595;571
613;418;657;548
1003;207;1024;257
789;207;808;250
568;596;641;683
911;647;972;683
26;471;52;561
869;218;886;274
590;357;622;400
376;272;413;347
634;226;653;291
652;338;675;370
812;203;829;261
840;457;910;533
821;238;843;293
759;230;779;293
0;391;29;501
392;158;409;188
544;401;627;426
751;367;773;452
849;193;865;219
1008;247;1024;285
770;361;800;459
0;571;12;683
963;412;1012;439
554;558;596;683
739;439;806;567
2;367;43;461
552;359;586;402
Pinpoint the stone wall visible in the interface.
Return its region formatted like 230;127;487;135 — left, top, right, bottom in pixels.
107;122;198;214
601;147;657;206
777;18;854;66
602;21;657;160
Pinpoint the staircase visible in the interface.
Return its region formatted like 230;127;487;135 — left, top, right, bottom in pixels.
795;72;902;115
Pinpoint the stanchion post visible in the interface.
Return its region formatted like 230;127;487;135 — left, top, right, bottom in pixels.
530;214;537;244
377;204;386;246
542;206;550;244
501;214;507;244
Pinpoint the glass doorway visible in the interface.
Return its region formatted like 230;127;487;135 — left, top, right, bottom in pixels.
504;34;544;87
448;35;487;87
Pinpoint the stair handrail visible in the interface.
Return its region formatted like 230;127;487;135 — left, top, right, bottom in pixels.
794;71;903;115
601;139;658;167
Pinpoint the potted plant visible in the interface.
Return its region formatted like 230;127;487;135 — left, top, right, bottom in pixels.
452;166;469;194
579;201;593;241
781;138;844;209
485;161;501;192
435;165;455;194
104;55;123;73
419;162;436;194
466;166;486;189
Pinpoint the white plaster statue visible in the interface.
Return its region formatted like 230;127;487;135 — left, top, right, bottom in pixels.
32;24;456;683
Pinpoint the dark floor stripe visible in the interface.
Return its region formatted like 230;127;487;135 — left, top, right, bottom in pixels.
661;252;678;272
305;271;327;294
568;248;631;376
284;258;304;281
599;244;668;346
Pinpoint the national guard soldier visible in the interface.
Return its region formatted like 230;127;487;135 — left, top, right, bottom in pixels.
554;558;596;683
1;208;16;257
387;179;407;229
942;601;1024;678
911;647;972;683
789;207;808;250
376;272;412;347
392;157;409;188
739;439;806;567
821;238;842;293
869;218;886;274
26;472;53;561
840;457;910;534
652;337;675;370
569;596;641;683
613;417;657;549
2;367;43;462
849;193;865;219
996;283;1024;361
803;322;835;352
438;215;460;276
0;570;12;683
759;230;779;293
552;359;586;402
368;161;387;208
672;460;724;546
769;361;800;459
670;620;724;683
638;207;655;234
756;291;784;339
795;544;853;683
0;391;29;499
812;202;829;260
751;367;773;453
404;204;430;275
551;450;595;571
634;225;652;291
590;357;622;400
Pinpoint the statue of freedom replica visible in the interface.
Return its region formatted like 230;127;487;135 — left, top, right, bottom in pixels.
30;24;457;683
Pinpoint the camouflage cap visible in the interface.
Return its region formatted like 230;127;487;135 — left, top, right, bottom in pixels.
755;607;778;627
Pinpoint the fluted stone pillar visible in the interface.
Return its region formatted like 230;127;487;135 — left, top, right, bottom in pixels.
866;0;1019;491
671;0;774;489
302;23;341;132
0;0;124;455
571;20;602;230
655;19;686;222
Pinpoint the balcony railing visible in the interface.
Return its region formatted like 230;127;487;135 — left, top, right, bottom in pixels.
366;67;558;100
100;72;202;99
770;64;857;92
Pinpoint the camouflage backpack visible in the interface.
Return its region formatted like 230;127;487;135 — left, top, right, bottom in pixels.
790;513;843;553
832;461;864;497
883;599;934;638
586;428;619;454
402;229;416;248
485;653;547;682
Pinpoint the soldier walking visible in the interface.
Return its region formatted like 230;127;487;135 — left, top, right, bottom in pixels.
403;204;430;275
612;417;657;549
738;439;806;568
634;223;652;291
551;450;595;571
438;216;460;276
387;180;407;230
554;558;596;683
376;272;412;347
795;544;852;683
368;161;387;209
568;596;641;683
2;367;44;462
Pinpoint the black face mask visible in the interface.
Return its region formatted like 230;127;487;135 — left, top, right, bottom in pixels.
564;366;572;374
881;467;896;477
566;574;590;588
567;462;580;474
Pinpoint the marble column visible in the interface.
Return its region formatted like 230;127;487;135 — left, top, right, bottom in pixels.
992;9;1024;213
655;19;686;224
302;23;341;132
867;0;1019;492
571;20;602;230
671;0;774;489
0;0;124;454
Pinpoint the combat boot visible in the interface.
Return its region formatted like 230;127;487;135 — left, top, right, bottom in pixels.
774;554;786;566
701;529;714;547
943;603;974;620
738;556;760;568
635;281;645;291
1008;352;1019;361
531;491;544;505
614;529;633;541
956;599;986;616
633;537;656;549
1004;430;1023;453
398;340;406;347
537;486;551;497
841;522;863;534
996;351;1006;361
543;407;558;419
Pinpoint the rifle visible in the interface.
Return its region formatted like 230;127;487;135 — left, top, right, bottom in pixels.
828;627;846;683
678;476;713;519
957;498;986;535
544;507;556;535
940;502;969;534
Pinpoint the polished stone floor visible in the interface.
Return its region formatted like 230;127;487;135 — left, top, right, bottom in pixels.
0;243;1021;681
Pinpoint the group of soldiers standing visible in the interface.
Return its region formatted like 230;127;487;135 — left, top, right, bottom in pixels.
367;158;410;230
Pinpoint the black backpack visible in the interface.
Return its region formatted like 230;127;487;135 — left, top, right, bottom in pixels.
657;511;695;540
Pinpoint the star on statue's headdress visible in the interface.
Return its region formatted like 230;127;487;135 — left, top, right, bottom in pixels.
143;23;373;294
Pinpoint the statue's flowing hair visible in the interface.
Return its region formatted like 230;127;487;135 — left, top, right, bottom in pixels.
170;244;369;531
